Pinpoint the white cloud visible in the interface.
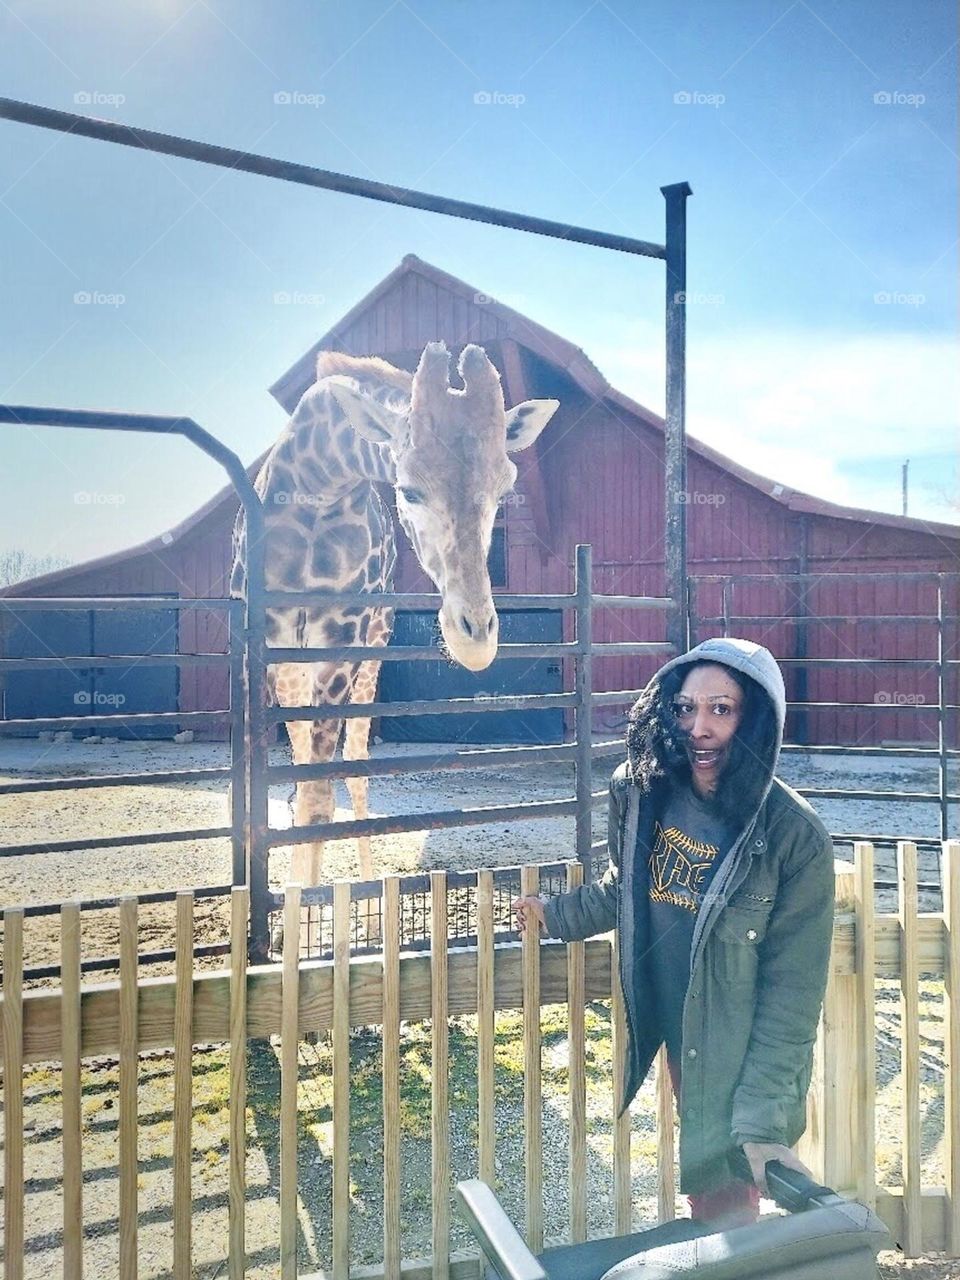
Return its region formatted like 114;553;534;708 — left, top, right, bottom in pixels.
597;324;959;522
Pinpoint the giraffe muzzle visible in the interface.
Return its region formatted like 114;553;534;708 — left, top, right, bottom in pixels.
439;602;499;671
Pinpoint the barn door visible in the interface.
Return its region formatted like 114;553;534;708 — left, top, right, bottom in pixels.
1;604;179;740
92;607;179;740
379;608;564;743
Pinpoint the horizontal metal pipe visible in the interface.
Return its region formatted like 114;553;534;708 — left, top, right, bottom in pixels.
0;652;228;671
797;788;956;803
20;884;233;917
591;594;675;610
0;766;233;795
593;688;645;706
0;405;260;511
787;700;958;710
262;640;668;663
261;589;575;610
259;589;674;611
0;596;240;613
776;657;953;667
0;825;232;858
266;796;586;846
592;642;673;657
263;642;577;663
703;615;952;626
24;941;231;982
269;739;624;783
268;742;581;782
831;833;947;847
780;743;956;758
0;709;228;730
693;571;955;583
266;692;578;722
0;97;667;259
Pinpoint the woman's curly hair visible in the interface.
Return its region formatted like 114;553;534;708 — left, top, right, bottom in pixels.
625;659;779;826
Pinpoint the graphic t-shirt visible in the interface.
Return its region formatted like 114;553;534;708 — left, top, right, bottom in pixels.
646;783;740;1060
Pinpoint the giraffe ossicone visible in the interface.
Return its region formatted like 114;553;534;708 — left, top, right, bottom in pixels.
232;340;559;901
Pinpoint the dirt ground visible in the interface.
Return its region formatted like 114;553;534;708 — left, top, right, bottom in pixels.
0;736;957;1278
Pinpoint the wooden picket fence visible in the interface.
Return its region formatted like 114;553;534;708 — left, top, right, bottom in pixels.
1;842;959;1278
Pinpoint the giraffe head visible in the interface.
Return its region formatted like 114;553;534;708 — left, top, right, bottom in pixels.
329;341;558;670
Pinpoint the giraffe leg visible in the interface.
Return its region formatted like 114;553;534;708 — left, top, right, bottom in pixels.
289;717;341;886
342;658;383;882
282;707;341;957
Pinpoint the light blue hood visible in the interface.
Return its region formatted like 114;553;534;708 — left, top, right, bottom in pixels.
646;635;786;794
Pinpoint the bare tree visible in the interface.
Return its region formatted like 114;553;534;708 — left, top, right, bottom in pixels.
0;548;72;588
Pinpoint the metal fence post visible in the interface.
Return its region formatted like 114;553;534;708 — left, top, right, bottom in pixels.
228;600;247;890
574;544;594;873
244;503;272;962
937;574;949;842
661;181;692;655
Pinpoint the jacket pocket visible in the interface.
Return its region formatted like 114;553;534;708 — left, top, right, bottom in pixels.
712;902;773;985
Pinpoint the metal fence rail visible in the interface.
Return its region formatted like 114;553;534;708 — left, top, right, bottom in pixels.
244;542;674;958
690;570;960;842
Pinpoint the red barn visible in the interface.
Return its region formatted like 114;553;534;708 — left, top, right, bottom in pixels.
3;254;957;747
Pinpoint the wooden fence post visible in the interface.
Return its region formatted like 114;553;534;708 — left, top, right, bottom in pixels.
800;860;863;1193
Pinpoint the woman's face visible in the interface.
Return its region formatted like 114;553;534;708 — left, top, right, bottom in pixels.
671;663;744;799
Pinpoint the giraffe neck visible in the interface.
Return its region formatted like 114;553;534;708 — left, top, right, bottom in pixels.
253;373;403;601
288;376;400;498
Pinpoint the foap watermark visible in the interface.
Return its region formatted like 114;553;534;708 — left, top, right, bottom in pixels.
74;290;126;307
272;491;322;507
74;491;126;506
874;290;925;307
473;90;526;107
873;90;925;108
74;690;126;708
674;90;725;108
676;490;726;506
474;291;528;310
875;691;926;705
673;290;725;306
74;90;126;108
274;90;325;107
473;489;525;508
274;290;325;306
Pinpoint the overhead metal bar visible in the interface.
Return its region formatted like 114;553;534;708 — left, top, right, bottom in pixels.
0;96;666;259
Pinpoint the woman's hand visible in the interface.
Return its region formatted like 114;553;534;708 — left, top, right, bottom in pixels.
512;895;547;937
741;1141;814;1195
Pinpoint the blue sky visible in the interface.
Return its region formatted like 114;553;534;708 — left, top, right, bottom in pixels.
0;0;956;567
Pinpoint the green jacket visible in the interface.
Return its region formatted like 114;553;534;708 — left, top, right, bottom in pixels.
542;638;836;1195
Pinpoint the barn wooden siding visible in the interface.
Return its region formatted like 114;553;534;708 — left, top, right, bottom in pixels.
3;256;956;748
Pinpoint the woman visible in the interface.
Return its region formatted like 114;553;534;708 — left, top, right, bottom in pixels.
514;637;835;1228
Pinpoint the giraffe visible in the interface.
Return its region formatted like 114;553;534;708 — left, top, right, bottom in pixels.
232;341;559;891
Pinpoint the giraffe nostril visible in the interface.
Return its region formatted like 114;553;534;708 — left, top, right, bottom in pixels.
460;614;474;639
486;614;496;636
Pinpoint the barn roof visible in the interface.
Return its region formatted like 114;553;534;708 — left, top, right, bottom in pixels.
5;253;956;596
269;254;959;538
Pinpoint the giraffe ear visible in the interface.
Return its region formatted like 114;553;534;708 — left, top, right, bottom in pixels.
327;380;407;447
504;399;559;452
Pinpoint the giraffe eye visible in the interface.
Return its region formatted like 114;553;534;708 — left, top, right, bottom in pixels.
399;487;424;505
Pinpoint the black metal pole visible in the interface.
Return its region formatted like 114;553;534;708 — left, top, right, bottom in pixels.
937;575;949;842
574;544;594;873
0;97;666;261
244;503;272;963
661;182;692;655
228;600;247;891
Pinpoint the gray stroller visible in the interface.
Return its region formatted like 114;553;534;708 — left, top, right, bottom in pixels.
456;1154;890;1280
